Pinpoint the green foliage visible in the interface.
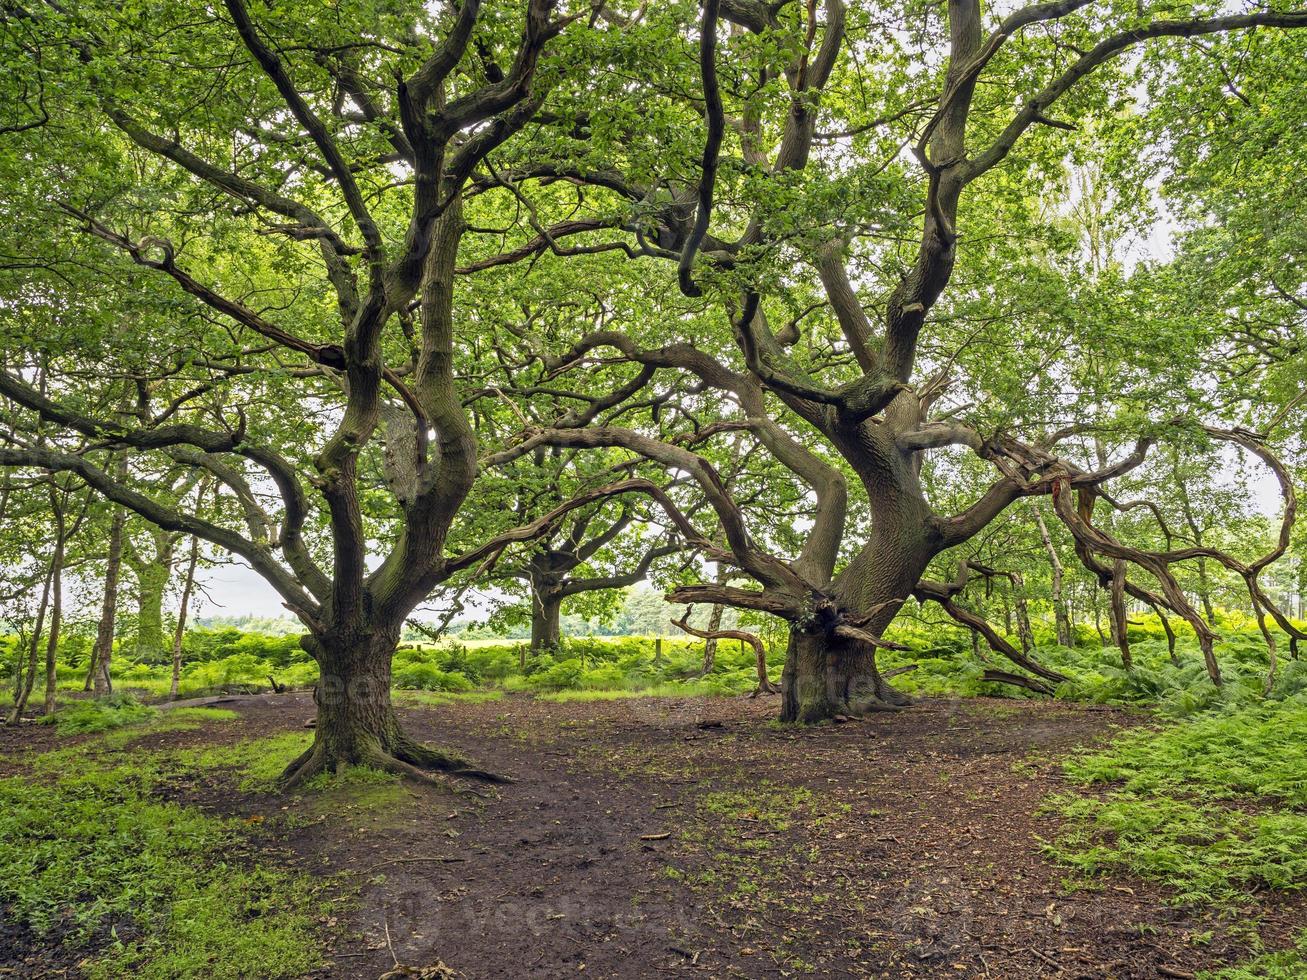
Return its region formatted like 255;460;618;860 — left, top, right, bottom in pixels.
40;693;155;733
0;733;323;977
1064;703;1307;806
1046;700;1307;914
177;732;313;793
1199;931;1307;980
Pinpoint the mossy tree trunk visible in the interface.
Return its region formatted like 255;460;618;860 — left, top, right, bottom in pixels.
280;628;504;790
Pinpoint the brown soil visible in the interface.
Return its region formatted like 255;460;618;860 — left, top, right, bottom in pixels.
4;692;1303;979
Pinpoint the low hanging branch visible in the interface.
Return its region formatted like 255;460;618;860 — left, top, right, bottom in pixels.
671;609;778;695
914;560;1067;693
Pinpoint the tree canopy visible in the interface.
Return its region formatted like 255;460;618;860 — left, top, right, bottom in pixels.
1;0;1304;781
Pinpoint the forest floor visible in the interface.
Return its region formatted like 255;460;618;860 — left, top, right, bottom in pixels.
2;691;1304;979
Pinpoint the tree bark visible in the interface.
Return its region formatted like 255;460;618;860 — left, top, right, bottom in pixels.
280;628;504;790
42;546;62;716
170;531;201;699
700;603;723;675
1012;572;1034;654
89;503;126;696
1034;503;1072;647
529;588;562;652
9;558;53;724
780;523;934;721
133;538;173;663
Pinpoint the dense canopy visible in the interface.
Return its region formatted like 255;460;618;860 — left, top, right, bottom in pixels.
0;0;1304;780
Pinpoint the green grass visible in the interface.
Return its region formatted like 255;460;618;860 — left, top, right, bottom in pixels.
177;731;313;791
533;679;747;702
39;693;157;733
393;688;505;706
0;727;325;978
1045;698;1307;970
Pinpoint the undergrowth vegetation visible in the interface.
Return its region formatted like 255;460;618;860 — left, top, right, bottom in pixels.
16;611;1305;717
0;710;327;978
1045;697;1307;975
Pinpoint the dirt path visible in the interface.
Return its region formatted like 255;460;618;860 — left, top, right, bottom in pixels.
215;693;1250;979
9;693;1291;978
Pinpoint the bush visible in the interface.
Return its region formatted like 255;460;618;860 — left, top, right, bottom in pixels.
40;694;156;733
391;662;474;692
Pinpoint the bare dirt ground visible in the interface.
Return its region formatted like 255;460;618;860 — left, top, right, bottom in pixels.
6;692;1303;978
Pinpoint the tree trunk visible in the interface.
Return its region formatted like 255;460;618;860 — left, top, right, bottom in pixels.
280;629;503;790
1012;574;1034;654
90;505;126;696
530;589;562;652
9;559;53;724
1034;503;1072;647
1109;558;1132;669
780;520;934;723
170;532;201;699
134;552;170;663
42;546;62;716
700;603;723;675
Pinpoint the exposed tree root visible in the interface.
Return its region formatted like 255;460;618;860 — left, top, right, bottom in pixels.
277;735;513;794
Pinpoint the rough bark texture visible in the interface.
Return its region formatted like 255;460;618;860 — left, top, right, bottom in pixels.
529;581;562;652
701;603;723;675
133;553;170;662
779;400;940;723
280;630;505;791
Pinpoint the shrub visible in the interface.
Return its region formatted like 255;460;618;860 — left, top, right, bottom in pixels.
41;694;155;733
391;662;474;692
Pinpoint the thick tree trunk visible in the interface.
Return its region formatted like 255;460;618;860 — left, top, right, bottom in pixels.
780;518;935;722
780;406;942;723
134;554;170;663
280;629;504;790
530;589;562;652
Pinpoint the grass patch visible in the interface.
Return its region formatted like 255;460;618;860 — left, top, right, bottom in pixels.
1046;698;1307;967
39;694;156;733
701;782;817;832
0;743;324;978
533;680;742;702
177;731;312;792
534;688;643;702
393;688;504;706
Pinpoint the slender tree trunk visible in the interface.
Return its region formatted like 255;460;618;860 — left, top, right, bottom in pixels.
1195;558;1217;624
9;559;53;724
1012;572;1034;653
1034;504;1072;647
90;505;126;696
170;532;201;699
700;603;723;675
1109;558;1132;669
42;547;62;716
